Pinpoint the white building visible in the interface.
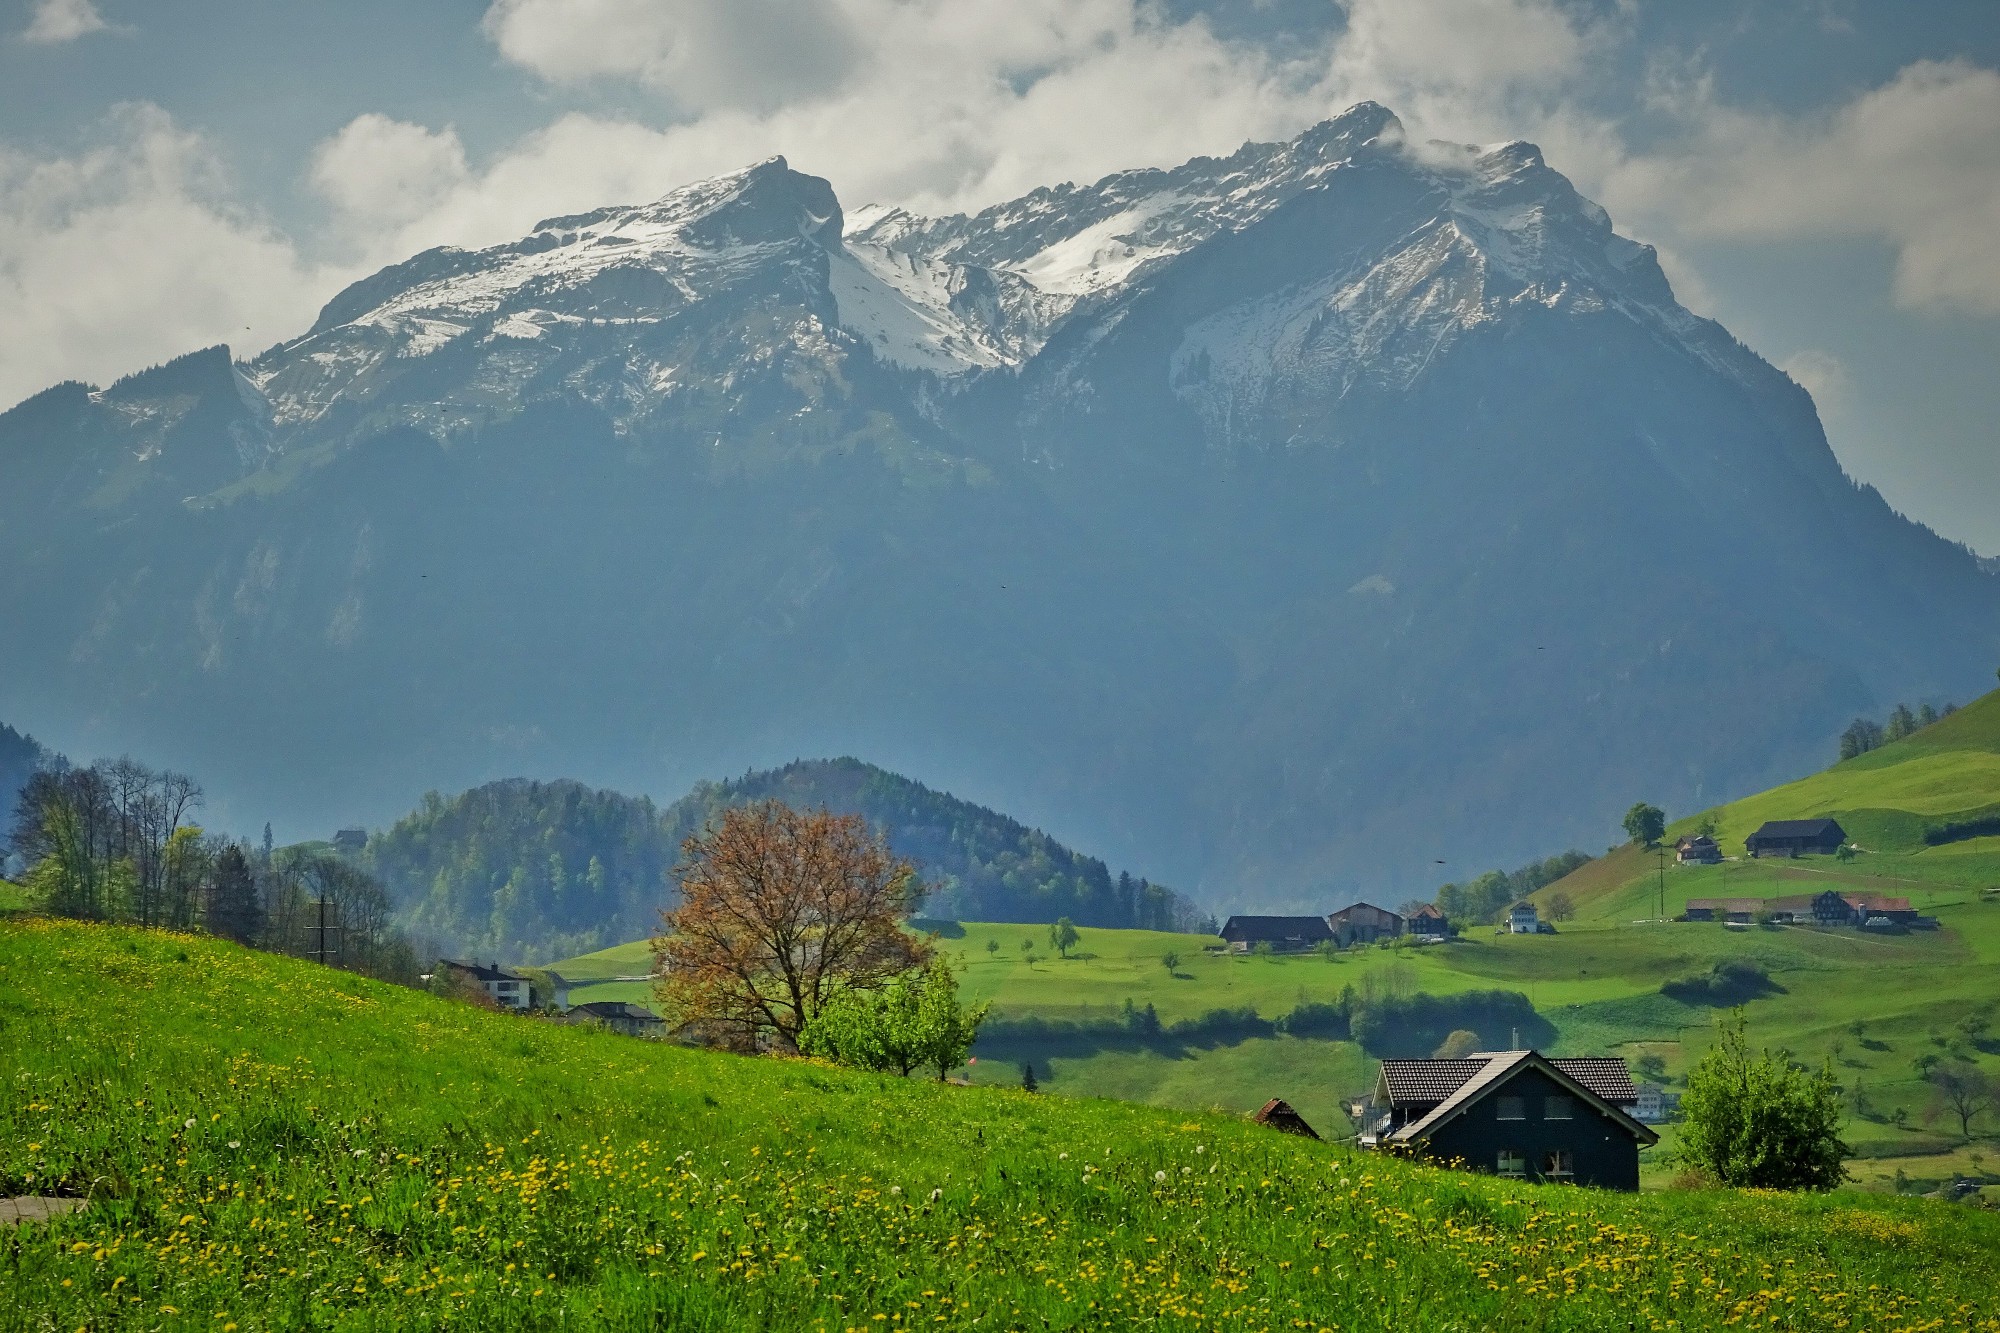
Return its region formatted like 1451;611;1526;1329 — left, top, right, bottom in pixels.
1507;901;1542;934
438;959;534;1009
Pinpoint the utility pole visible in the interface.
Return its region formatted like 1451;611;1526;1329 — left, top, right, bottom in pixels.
1657;845;1668;921
308;895;341;967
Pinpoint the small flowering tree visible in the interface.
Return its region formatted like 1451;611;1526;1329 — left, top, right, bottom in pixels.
800;957;988;1079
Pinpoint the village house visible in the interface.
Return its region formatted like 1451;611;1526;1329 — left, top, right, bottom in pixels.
1362;1051;1656;1190
561;1001;666;1038
1326;902;1404;947
1675;834;1722;864
1744;818;1846;858
1633;1084;1680;1124
1219;915;1335;953
1506;901;1545;934
437;959;534;1010
1406;903;1451;938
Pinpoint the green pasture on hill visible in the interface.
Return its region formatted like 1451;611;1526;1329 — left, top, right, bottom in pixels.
6;918;2000;1331
552;909;2000;1184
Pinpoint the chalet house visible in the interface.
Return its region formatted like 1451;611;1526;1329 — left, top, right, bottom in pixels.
1364;1051;1657;1190
1507;901;1544;934
1326;902;1404;947
1219;915;1334;953
331;827;367;856
1744;818;1846;858
1675;834;1722;865
438;959;533;1010
562;1001;666;1038
1406;903;1451;938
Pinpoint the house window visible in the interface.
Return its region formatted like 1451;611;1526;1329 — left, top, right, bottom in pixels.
1496;1149;1526;1178
1542;1150;1574;1179
1496;1095;1526;1120
1544;1095;1574;1120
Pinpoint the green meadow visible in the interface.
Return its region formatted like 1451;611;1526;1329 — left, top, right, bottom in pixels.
540;691;2000;1192
6;916;2000;1331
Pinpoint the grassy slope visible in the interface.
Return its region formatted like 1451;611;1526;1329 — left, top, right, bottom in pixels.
1542;688;2000;924
554;917;2000;1173
7;918;2000;1332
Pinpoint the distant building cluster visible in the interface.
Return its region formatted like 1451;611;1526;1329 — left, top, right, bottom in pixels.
1682;889;1927;930
1218;899;1453;953
432;958;667;1037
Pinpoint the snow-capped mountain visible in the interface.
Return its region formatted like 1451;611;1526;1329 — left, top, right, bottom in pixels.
3;104;1994;906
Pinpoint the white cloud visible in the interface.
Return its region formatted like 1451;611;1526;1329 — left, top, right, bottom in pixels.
20;0;111;44
482;0;860;113
0;105;330;409
1603;60;2000;316
310;115;470;230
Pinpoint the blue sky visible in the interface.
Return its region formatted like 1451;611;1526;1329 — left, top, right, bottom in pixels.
4;0;1997;553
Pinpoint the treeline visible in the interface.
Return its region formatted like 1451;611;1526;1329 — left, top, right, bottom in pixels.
977;985;1552;1060
367;759;1210;963
1424;850;1592;927
9;756;427;985
1839;701;1957;761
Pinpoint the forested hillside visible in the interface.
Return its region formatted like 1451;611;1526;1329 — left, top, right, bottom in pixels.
369;759;1205;962
366;780;676;965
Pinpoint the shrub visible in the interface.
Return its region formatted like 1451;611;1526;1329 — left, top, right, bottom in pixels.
1662;959;1780;1005
1348;990;1552;1058
1678;1012;1849;1190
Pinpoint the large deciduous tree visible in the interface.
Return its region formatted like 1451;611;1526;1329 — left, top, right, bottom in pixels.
1622;802;1666;848
653;800;928;1049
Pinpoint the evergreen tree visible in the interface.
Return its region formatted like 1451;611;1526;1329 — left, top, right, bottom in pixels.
1020;1062;1039;1093
1885;704;1917;742
206;843;264;945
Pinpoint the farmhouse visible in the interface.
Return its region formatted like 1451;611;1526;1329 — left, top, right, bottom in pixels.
1326;902;1404;946
1219;915;1334;953
1682;898;1762;924
1675;834;1722;864
437;959;534;1010
1507;901;1544;934
1406;903;1451;938
1745;818;1846;858
561;1001;666;1038
1363;1051;1656;1190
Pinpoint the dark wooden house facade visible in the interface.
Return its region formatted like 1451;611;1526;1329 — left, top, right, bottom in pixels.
1744;818;1845;858
1364;1051;1655;1191
1218;915;1334;953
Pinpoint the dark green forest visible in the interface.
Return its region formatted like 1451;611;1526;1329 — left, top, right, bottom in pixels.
365;758;1207;962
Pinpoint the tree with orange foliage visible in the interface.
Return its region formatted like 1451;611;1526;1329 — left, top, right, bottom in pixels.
653;800;929;1049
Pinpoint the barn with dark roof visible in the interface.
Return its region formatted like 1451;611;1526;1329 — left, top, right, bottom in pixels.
1218;915;1334;953
1744;818;1846;858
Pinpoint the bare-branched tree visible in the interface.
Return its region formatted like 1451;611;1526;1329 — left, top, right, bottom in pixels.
653;800;928;1050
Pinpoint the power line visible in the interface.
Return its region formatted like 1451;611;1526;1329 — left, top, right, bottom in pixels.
307;895;341;967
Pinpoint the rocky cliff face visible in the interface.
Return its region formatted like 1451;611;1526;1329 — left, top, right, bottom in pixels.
2;104;1993;908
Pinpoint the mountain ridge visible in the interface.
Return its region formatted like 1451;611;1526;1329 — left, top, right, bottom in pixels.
2;103;1993;909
